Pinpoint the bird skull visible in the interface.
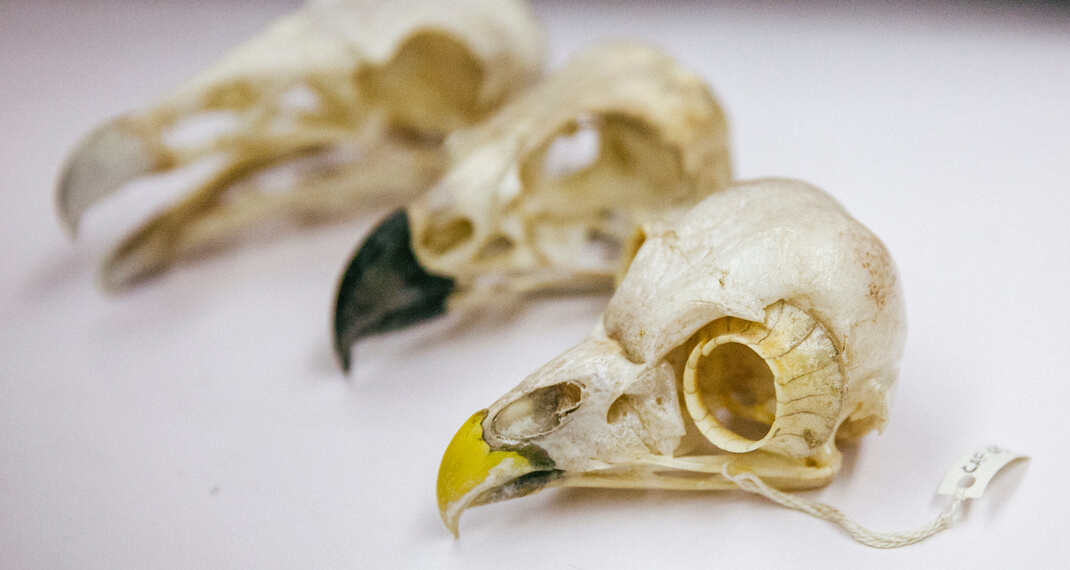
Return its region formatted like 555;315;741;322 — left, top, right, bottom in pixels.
58;0;545;291
333;42;732;369
437;178;906;535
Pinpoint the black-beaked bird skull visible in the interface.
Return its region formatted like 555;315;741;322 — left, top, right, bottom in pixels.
333;42;732;367
408;43;731;289
437;178;906;535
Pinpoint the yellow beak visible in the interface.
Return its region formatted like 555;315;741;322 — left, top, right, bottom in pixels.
436;410;558;537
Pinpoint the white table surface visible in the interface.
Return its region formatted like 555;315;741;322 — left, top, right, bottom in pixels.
2;0;1067;567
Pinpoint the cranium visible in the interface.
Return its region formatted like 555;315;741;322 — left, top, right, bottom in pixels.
436;178;906;535
333;42;732;370
57;0;545;291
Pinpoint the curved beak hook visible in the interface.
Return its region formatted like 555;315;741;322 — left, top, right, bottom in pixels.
332;209;456;372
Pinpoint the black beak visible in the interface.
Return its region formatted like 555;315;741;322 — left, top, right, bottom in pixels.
333;209;456;372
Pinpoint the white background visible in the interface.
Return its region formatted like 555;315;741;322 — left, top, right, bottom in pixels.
2;0;1067;567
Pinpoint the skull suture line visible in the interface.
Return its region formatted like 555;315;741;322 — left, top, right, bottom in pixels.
436;178;906;536
57;0;545;292
332;42;732;370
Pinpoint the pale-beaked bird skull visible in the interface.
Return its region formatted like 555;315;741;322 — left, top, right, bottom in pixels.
333;42;731;370
57;0;545;292
437;178;906;536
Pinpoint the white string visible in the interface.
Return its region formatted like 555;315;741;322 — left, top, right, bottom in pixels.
720;465;968;549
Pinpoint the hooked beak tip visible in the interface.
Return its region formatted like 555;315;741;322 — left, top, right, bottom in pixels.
333;335;354;373
436;411;494;537
436;411;558;537
332;209;455;372
442;510;463;539
57;119;162;237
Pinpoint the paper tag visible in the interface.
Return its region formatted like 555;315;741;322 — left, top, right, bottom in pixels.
938;444;1027;499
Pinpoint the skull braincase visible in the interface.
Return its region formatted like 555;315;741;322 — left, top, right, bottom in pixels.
484;178;906;480
408;42;732;296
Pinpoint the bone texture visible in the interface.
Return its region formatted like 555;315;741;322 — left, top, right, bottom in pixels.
480;178;906;487
58;0;545;291
406;42;732;303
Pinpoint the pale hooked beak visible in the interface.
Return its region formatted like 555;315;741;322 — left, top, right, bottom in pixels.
332;209;456;372
57;119;166;236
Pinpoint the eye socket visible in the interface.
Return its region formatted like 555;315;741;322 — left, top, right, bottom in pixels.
492;382;583;440
540;117;601;180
